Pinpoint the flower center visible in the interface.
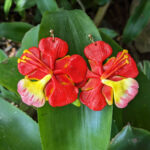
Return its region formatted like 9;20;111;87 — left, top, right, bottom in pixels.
101;50;129;80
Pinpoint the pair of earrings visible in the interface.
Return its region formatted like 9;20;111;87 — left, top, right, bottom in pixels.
17;30;139;111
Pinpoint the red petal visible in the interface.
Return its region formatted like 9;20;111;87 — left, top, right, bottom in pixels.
88;60;102;75
18;48;49;80
84;41;112;63
55;55;87;83
48;75;78;107
39;37;68;69
102;85;113;105
114;52;139;78
81;78;100;91
80;82;107;111
103;57;115;72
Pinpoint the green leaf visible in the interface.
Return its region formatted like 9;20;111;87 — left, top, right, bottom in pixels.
36;0;58;14
38;10;112;150
0;22;33;42
0;98;42;150
0;57;23;94
0;49;7;62
139;60;150;80
14;0;36;12
16;25;40;57
99;28;118;38
38;103;112;150
109;125;150;150
122;0;150;43
4;0;12;15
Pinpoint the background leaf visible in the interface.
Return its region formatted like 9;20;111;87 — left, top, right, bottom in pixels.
36;0;58;14
109;125;150;150
14;0;36;12
0;57;23;94
0;98;42;150
17;25;40;57
122;0;150;43
4;0;12;15
38;10;112;150
0;49;7;62
139;60;150;80
0;22;33;42
99;28;118;38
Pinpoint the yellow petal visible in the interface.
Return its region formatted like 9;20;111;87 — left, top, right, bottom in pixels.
18;74;51;107
102;78;139;108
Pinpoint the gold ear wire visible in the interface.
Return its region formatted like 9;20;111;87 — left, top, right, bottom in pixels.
50;29;55;41
88;34;96;45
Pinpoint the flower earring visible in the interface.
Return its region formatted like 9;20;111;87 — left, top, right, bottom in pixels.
17;30;87;108
80;34;139;111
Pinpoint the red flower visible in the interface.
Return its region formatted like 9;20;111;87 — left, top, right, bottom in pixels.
80;41;139;111
17;37;87;107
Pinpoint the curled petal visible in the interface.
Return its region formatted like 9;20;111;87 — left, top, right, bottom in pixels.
48;75;78;107
55;55;87;83
39;37;68;69
80;83;107;111
102;78;139;108
17;75;51;107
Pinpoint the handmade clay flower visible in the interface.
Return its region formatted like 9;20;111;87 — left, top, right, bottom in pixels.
80;41;139;111
17;37;87;107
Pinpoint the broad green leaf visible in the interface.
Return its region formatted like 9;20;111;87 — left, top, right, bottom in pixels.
36;0;58;14
99;28;118;38
0;57;23;94
16;25;40;57
38;103;112;150
4;0;12;15
139;60;150;80
109;125;150;150
0;98;41;150
0;22;33;42
122;0;150;43
38;10;112;150
0;49;7;62
14;0;36;12
100;30;150;131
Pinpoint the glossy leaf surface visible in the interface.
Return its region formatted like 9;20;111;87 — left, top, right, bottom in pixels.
0;98;42;150
36;0;58;14
109;125;150;150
